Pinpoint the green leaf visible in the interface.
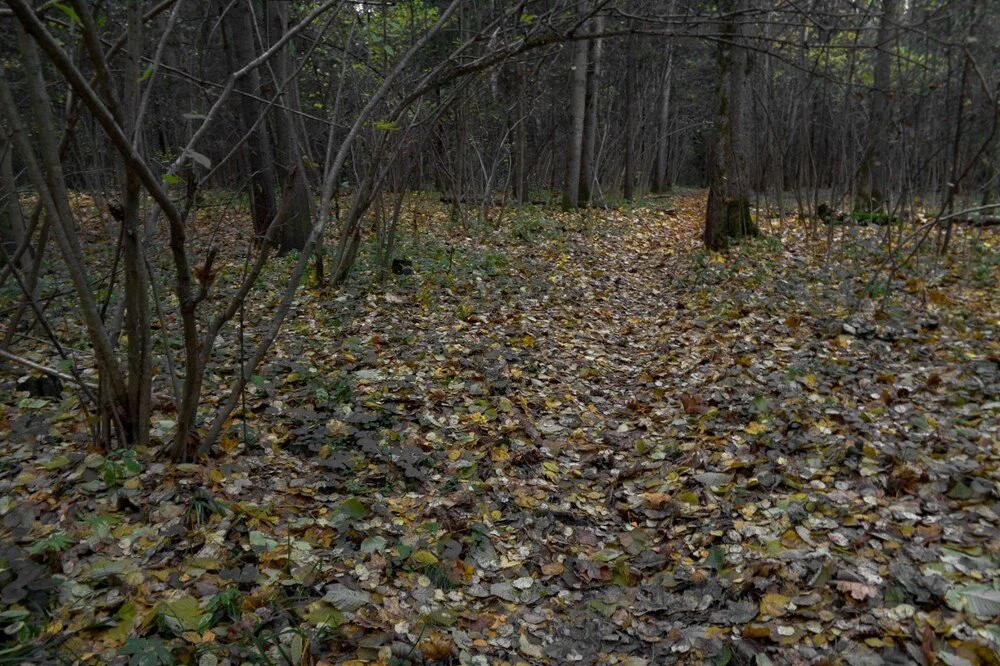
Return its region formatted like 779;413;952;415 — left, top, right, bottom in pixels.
248;530;278;550
947;481;974;500
374;120;400;131
360;535;387;554
43;455;72;470
123;457;142;476
587;599;617;617
28;531;73;555
338;497;367;519
159;595;205;633
946;585;1000;620
322;584;371;611
422;608;457;626
304;601;343;628
714;644;733;666
591;549;622;562
121;637;174;666
53;2;82;25
138;66;154;83
105;600;138;644
706;545;727;571
411;548;439;565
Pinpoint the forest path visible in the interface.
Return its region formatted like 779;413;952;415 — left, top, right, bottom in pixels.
268;191;994;663
4;194;998;664
267;191;997;663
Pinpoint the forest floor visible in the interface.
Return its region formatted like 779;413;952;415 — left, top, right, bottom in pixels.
2;193;999;666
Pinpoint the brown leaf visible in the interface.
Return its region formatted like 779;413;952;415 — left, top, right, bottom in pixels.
641;492;673;510
419;630;454;661
541;561;565;576
678;392;703;415
920;625;937;666
835;580;879;601
743;624;771;639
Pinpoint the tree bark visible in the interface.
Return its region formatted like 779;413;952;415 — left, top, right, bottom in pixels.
0;133;28;270
511;62;527;203
120;0;152;448
579;14;603;205
561;26;589;211
704;0;758;250
652;5;676;194
623;35;636;201
226;1;278;236
855;0;897;212
266;0;313;254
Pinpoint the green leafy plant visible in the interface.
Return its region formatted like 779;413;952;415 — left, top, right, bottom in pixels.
101;449;142;488
205;588;242;625
120;637;174;666
27;531;73;556
185;489;229;527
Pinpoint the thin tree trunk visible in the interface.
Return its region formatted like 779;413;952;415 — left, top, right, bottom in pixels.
1;29;132;440
226;2;278;236
512;62;527;203
120;0;152;448
653;14;675;193
855;0;898;212
267;0;313;254
623;35;636;201
561;27;589;211
704;0;757;250
0;133;29;270
579;14;603;205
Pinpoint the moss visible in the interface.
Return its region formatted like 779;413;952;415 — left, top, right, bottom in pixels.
722;198;759;239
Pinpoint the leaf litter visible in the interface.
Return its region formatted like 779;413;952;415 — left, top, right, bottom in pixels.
1;193;999;665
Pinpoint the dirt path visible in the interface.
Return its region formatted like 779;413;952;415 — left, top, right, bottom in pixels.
270;193;998;664
3;194;998;664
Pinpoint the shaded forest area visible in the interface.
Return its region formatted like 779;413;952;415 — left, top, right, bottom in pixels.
0;1;998;664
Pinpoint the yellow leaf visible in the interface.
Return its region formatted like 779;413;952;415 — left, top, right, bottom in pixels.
760;593;790;618
412;549;439;565
219;435;239;454
490;446;510;462
744;421;768;435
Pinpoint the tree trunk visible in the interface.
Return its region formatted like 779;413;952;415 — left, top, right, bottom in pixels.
652;7;675;194
561;26;589;211
120;0;152;448
4;27;133;440
267;0;313;254
704;0;758;250
623;35;636;201
226;2;278;236
0;133;29;269
512;62;527;203
579;14;603;205
855;0;897;212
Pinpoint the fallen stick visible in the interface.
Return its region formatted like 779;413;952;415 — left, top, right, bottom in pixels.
0;348;98;390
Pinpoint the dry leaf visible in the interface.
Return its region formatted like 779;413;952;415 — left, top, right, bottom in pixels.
835;580;880;601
